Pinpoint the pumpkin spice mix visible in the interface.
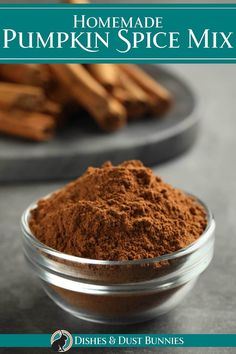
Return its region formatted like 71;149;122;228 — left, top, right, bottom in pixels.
28;160;209;323
30;160;207;261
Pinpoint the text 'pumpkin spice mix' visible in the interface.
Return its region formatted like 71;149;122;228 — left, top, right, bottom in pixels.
30;160;207;261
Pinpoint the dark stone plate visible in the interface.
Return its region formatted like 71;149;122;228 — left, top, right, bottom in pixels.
0;65;199;182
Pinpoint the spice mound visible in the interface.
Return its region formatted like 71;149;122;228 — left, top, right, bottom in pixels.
30;160;207;261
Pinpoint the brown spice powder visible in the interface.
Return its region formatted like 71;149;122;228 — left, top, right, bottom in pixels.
30;160;207;261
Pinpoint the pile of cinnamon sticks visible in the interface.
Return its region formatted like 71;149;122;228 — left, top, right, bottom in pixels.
0;63;172;142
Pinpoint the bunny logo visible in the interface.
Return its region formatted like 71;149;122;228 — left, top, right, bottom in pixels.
51;330;73;352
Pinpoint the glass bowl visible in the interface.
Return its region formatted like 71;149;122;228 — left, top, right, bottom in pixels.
21;194;215;324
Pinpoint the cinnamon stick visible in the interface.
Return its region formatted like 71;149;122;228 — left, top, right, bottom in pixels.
86;64;121;92
45;80;71;105
0;81;63;125
40;100;65;127
85;65;139;118
118;64;172;115
116;67;153;119
42;100;61;117
49;64;127;131
0;110;56;141
0;82;46;111
44;64;71;105
85;64;150;119
112;87;137;110
0;64;51;88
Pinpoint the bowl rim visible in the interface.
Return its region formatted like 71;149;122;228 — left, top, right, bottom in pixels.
21;192;215;266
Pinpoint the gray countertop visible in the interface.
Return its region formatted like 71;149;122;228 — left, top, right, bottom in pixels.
0;64;236;354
